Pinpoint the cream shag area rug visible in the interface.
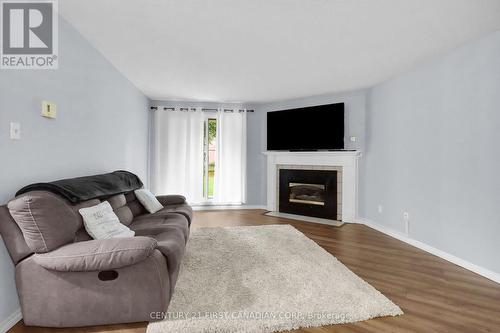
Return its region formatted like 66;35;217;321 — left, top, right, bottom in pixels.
147;225;402;333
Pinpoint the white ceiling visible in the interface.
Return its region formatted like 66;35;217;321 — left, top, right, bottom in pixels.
60;0;500;103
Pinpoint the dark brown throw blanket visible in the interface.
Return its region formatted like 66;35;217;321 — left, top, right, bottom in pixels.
15;170;143;203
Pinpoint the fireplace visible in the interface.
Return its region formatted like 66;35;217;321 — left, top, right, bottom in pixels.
279;169;337;220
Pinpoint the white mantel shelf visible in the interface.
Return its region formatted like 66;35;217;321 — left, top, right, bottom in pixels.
263;150;361;224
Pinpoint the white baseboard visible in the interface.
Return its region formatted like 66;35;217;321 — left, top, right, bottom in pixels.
358;218;500;284
0;308;21;333
193;204;267;211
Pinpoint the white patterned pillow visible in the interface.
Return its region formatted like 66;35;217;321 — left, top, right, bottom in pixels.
134;189;164;214
79;201;135;239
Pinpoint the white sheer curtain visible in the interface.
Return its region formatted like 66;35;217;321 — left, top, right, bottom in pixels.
152;109;205;204
214;111;247;204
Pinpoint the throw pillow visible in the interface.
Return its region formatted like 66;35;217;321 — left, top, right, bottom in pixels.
79;201;135;239
134;189;164;214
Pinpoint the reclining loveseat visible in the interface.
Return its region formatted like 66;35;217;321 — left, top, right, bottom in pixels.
0;171;192;327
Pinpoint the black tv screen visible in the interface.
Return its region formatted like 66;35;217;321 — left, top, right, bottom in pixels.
267;103;345;151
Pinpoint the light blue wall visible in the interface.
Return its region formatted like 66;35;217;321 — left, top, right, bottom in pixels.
0;18;149;325
247;90;367;205
361;30;500;274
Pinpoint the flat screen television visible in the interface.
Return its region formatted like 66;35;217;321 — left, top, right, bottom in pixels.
267;102;345;151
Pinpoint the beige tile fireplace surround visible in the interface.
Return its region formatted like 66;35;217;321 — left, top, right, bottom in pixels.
263;151;361;224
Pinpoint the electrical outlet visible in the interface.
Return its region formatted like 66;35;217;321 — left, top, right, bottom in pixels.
350;136;357;142
42;101;57;119
403;211;410;234
378;205;383;214
10;122;20;140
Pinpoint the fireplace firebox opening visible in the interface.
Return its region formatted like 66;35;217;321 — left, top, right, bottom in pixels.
289;183;325;206
279;169;337;220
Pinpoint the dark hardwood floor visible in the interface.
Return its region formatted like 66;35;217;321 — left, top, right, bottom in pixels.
9;209;500;333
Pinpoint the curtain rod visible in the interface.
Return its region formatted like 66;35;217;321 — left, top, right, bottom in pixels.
149;106;254;113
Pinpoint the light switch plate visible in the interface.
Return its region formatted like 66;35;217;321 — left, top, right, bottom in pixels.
42;101;57;118
10;122;20;140
350;136;357;142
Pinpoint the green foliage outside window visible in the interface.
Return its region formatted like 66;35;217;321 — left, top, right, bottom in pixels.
208;119;217;144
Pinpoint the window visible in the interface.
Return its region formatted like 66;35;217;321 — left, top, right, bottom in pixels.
153;109;245;205
203;118;217;199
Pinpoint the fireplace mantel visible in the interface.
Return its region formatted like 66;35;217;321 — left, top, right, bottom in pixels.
263;151;361;223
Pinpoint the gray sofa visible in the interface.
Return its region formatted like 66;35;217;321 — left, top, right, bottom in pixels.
0;189;192;327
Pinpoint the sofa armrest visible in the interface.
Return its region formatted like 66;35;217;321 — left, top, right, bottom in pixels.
32;236;157;272
156;195;186;206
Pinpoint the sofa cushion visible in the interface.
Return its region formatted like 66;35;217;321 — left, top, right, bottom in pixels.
113;206;134;226
151;204;193;224
124;192;147;217
151;230;186;293
69;199;101;226
156;195;186;206
7;191;81;253
74;228;92;242
104;194;134;226
69;199;101;241
130;213;189;242
106;194;126;210
32;236;157;272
